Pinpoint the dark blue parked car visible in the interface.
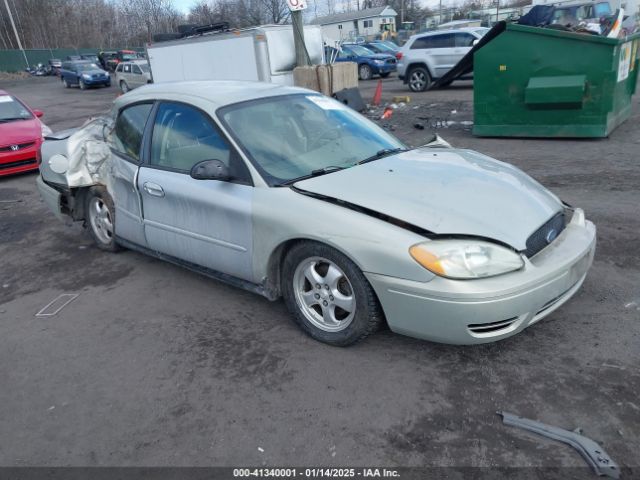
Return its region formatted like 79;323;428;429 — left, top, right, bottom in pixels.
60;61;111;90
326;45;397;80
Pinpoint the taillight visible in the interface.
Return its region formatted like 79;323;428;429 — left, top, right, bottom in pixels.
396;52;402;60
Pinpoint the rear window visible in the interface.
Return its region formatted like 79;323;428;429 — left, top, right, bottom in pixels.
111;103;153;162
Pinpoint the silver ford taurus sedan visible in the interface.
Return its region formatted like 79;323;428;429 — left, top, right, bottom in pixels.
37;81;596;346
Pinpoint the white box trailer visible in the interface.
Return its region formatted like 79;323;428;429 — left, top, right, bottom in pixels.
147;24;325;85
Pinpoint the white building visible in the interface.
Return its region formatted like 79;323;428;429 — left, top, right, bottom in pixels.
310;6;398;43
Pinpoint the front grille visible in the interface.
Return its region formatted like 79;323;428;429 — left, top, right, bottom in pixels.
386;58;397;64
0;141;35;152
0;158;37;170
524;213;566;258
468;317;519;334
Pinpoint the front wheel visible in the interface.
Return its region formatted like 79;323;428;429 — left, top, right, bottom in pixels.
79;79;86;90
358;64;373;81
408;66;431;92
282;242;383;346
85;187;120;252
62;78;70;88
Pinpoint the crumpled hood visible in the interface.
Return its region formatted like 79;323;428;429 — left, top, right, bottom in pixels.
0;118;41;146
294;148;563;251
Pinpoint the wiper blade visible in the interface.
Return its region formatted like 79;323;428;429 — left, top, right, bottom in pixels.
0;117;28;123
357;148;407;165
279;166;346;186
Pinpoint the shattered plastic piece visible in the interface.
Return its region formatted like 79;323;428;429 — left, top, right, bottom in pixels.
258;447;264;453
498;411;620;479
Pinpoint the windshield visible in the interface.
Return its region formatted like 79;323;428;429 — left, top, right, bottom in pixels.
350;45;376;56
138;63;150;72
0;95;33;122
122;53;137;60
219;94;405;186
474;28;490;36
370;43;394;52
77;63;100;71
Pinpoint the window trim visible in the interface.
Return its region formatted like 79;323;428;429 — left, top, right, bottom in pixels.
144;100;254;186
110;100;155;165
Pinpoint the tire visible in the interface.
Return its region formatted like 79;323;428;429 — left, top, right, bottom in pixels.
408;66;431;92
282;241;383;346
62;78;70;88
85;187;120;252
380;72;391;78
120;80;129;93
358;64;373;81
79;79;86;90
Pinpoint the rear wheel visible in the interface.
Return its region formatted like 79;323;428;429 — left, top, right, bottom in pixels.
85;187;120;252
282;242;383;346
120;80;129;93
358;64;373;81
408;66;431;92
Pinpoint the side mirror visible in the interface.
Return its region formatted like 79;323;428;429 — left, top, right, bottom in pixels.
190;159;230;181
33;109;44;118
473;39;480;46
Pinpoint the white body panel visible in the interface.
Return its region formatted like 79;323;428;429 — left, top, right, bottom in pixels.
147;25;324;85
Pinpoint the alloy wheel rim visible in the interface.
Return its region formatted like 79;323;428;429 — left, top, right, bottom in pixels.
410;71;426;90
293;256;356;332
89;197;113;244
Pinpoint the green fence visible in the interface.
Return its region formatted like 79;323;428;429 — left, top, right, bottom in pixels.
0;48;145;72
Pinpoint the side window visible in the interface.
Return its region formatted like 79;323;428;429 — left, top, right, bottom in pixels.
150;102;250;183
410;36;434;49
123;64;131;73
115;64;123;72
454;33;476;47
431;33;455;48
132;65;142;74
111;103;153;162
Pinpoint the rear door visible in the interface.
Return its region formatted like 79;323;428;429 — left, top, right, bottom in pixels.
429;33;456;78
131;64;145;88
137;101;255;280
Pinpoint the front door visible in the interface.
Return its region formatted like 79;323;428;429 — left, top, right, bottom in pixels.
137;101;255;281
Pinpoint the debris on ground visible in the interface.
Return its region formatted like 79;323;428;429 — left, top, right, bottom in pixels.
498;411;620;479
381;107;393;120
414;123;424;130
393;95;410;104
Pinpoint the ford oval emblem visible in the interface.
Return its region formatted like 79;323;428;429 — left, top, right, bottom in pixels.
545;228;558;244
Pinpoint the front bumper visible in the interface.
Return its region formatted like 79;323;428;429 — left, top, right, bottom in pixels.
83;77;110;86
366;209;596;345
36;174;66;221
0;142;41;176
372;63;397;74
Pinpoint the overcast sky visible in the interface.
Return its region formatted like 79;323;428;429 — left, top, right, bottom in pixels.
169;0;444;16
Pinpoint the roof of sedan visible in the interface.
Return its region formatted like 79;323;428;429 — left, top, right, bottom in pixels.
116;81;311;108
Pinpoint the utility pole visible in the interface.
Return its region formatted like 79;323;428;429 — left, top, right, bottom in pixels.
495;0;500;24
288;0;309;67
439;0;442;25
3;0;28;68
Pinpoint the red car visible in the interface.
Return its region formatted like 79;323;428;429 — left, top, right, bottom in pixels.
0;89;48;176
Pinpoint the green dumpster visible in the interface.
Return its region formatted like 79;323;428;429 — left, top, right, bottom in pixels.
473;23;640;137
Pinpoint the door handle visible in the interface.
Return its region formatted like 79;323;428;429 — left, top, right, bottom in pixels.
143;182;165;197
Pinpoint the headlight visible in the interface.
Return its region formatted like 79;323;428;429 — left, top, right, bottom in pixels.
40;121;52;138
409;239;524;279
82;74;91;79
374;59;385;65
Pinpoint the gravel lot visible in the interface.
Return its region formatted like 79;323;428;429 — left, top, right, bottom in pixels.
1;75;639;475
